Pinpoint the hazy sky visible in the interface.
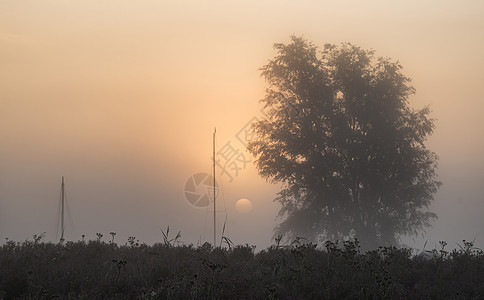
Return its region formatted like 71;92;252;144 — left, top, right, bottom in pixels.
1;0;483;251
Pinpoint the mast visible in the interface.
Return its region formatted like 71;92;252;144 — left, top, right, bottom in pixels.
61;176;65;242
213;128;216;246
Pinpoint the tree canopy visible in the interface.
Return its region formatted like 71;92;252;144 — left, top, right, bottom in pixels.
248;36;441;250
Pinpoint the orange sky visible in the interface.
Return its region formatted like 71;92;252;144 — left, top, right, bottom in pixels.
1;0;483;250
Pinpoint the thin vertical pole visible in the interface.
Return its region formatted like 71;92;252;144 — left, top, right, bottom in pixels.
61;176;65;241
213;128;216;246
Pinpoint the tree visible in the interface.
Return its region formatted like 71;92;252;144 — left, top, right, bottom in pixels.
248;36;441;250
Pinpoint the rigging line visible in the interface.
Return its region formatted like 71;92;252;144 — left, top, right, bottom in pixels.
203;162;212;244
215;169;229;239
55;185;62;241
61;176;65;241
220;214;228;247
208;140;230;243
64;190;78;240
213;127;216;246
220;180;230;239
204;141;216;245
203;198;209;244
203;160;214;244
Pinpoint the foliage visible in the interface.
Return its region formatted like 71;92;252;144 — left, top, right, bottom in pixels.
1;235;483;299
248;36;441;249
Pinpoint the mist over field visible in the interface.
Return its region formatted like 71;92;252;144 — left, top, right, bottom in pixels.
1;1;483;252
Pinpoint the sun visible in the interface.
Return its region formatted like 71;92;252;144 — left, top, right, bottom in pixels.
235;198;253;213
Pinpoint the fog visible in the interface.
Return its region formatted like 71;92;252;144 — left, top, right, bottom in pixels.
1;0;483;251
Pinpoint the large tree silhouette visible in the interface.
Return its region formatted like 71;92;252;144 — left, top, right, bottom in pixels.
248;36;441;250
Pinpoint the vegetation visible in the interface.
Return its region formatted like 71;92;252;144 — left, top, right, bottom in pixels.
1;235;483;299
248;36;441;250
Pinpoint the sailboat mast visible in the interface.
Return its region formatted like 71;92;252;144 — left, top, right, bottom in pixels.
213;128;216;246
61;176;65;241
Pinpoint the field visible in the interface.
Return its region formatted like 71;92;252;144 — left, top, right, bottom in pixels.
1;235;483;299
